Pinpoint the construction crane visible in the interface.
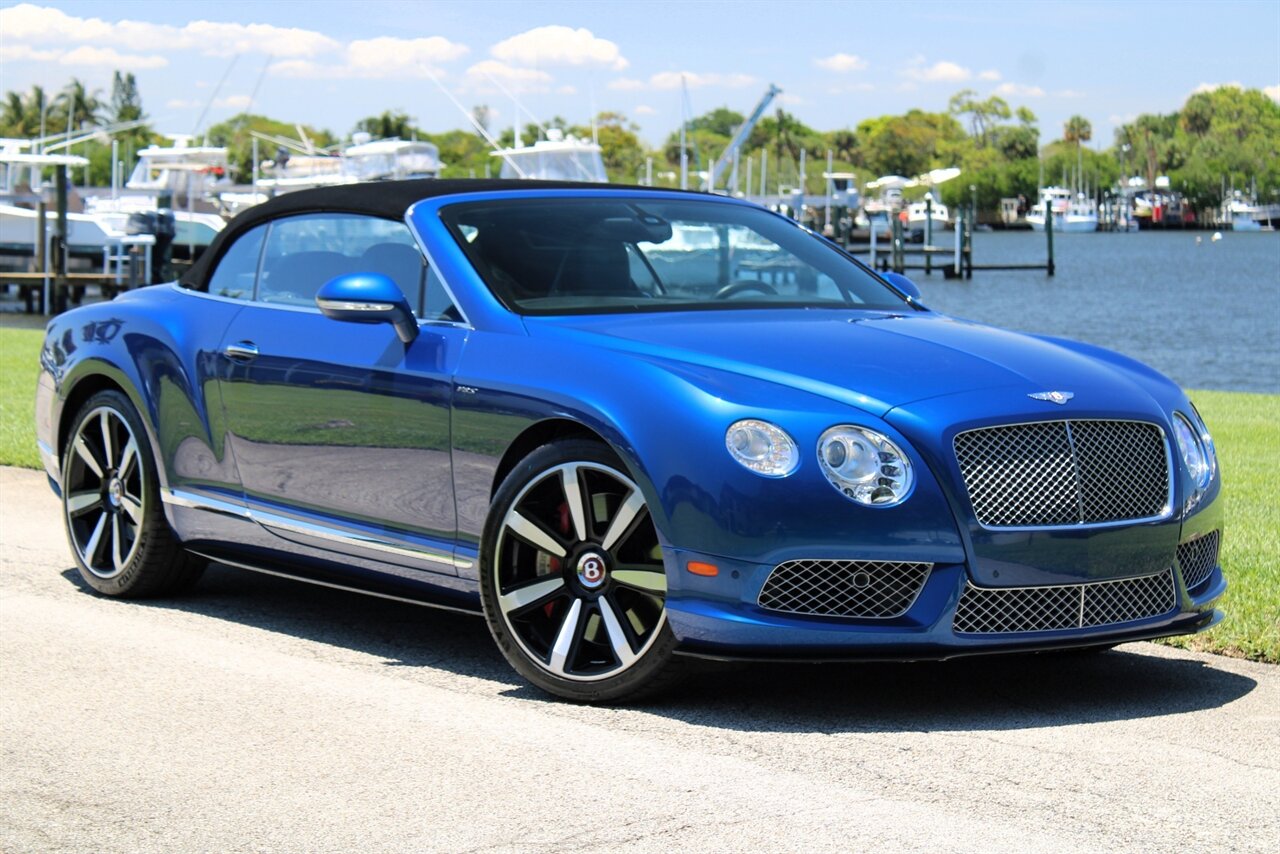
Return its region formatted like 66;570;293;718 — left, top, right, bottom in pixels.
704;84;782;193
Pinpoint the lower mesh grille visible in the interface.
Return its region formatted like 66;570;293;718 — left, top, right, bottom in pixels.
954;569;1177;634
758;560;931;618
1178;531;1220;591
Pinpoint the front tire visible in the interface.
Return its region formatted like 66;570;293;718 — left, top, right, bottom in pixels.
61;389;203;597
480;440;679;702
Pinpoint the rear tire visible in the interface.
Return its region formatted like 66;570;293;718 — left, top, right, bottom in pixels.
479;440;681;703
61;389;204;597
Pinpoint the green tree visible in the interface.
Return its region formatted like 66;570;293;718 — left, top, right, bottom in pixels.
858;110;965;178
206;113;336;183
948;89;1011;148
354;110;418;140
57;78;103;132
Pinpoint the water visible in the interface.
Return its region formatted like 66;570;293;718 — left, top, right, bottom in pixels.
902;231;1280;394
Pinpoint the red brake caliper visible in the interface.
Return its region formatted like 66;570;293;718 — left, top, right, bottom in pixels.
544;501;572;617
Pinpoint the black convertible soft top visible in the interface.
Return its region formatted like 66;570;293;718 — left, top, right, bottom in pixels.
183;178;672;289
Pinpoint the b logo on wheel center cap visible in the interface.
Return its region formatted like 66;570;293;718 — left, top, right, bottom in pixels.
576;553;608;589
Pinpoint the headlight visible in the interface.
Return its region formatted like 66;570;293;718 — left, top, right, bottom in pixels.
725;419;799;477
1188;402;1218;484
817;425;914;506
1172;412;1210;490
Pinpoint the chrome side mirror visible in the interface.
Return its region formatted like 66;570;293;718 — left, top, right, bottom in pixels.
316;272;418;344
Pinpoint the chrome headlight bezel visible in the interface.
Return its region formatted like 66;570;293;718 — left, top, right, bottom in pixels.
725;419;799;478
1171;411;1211;491
1187;402;1218;484
817;425;915;507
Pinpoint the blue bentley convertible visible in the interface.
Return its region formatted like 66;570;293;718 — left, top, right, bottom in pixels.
35;180;1225;701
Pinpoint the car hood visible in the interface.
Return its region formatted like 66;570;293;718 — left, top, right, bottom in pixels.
525;309;1161;415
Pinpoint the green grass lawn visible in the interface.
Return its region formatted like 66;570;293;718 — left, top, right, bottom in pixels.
1160;390;1280;663
0;323;1275;662
0;325;43;470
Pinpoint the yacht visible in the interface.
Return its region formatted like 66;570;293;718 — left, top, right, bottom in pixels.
491;129;607;182
1223;191;1263;232
1025;186;1099;232
83;135;230;254
905;191;951;231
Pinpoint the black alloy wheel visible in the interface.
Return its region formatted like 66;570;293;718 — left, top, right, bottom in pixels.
480;440;679;702
61;390;203;596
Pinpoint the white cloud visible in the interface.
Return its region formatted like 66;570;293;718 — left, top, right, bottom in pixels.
216;94;253;110
556;85;577;95
345;36;469;76
1266;84;1280;102
0;44;62;62
608;78;646;91
1192;81;1243;95
1056;89;1086;98
904;59;971;83
648;71;756;90
814;53;867;73
462;60;554;94
0;3;338;58
490;25;627;70
272;36;469;80
776;93;806;106
166;98;200;110
180;21;338;58
0;4;112;42
977;69;1001;81
58;45;168;69
995;82;1046;97
634;104;656;115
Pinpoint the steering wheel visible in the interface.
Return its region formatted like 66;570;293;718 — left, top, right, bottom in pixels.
714;280;778;300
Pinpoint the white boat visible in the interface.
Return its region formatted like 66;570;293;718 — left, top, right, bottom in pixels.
0;148;128;255
905;191;950;231
342;135;443;181
1026;186;1098;232
492;129;607;182
860;175;909;226
1223;191;1263;232
82;135;230;253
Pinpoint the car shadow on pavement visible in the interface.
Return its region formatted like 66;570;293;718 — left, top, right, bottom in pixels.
60;563;522;688
629;651;1258;733
61;563;1256;731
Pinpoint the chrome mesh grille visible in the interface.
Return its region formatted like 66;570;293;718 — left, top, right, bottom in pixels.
1177;531;1220;591
758;560;931;618
954;569;1177;634
954;420;1169;528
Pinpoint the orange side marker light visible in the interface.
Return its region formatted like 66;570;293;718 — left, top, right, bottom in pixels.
687;561;719;577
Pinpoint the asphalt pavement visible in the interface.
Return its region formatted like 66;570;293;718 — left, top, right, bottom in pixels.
2;465;1277;853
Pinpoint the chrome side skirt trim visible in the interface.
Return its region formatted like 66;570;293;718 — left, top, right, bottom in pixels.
187;550;481;616
162;488;250;518
162;488;473;571
36;439;60;481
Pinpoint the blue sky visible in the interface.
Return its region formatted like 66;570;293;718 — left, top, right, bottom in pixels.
3;0;1278;150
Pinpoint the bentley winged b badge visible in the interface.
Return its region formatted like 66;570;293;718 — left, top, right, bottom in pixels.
1028;390;1075;404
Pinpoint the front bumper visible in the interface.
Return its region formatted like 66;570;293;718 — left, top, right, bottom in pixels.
662;548;1226;661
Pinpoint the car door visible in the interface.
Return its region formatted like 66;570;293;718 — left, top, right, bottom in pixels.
215;212;467;574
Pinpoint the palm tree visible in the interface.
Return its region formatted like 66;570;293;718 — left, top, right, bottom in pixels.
1063;115;1092;191
59;78;104;133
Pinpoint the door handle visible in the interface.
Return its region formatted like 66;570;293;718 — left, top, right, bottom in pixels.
223;341;259;362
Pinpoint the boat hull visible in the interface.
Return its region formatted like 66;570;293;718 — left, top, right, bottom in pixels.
1026;214;1098;233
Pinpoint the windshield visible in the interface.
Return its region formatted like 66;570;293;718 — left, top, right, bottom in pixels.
440;197;909;315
